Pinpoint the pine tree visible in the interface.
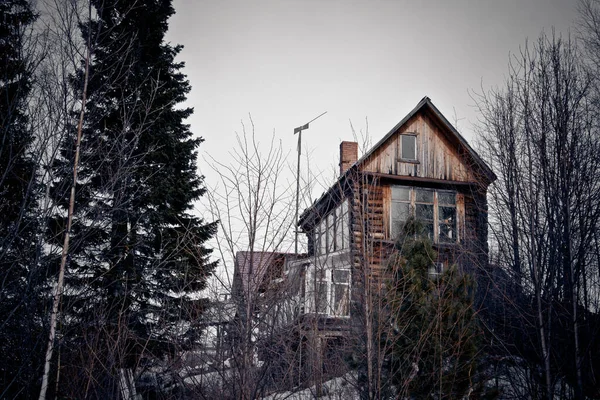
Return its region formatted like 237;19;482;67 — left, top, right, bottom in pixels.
0;1;44;398
386;218;482;399
48;1;216;395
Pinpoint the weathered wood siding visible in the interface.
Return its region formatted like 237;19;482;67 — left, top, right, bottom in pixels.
362;113;477;182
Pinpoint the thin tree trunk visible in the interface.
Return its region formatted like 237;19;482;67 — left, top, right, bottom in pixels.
38;3;91;398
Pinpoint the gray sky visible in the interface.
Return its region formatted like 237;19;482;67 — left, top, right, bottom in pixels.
165;0;578;218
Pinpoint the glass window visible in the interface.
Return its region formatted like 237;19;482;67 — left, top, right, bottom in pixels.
332;269;350;316
320;222;327;255
401;134;417;160
314;230;320;256
333;283;349;316
327;213;335;253
340;201;347;250
333;269;350;282
438;191;456;243
392;186;411;201
415;189;434;240
317;282;328;314
391;187;412;238
391;202;410;238
390;186;458;243
438;192;456;205
416;189;434;203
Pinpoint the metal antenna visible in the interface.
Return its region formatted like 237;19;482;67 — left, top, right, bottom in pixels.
294;111;327;254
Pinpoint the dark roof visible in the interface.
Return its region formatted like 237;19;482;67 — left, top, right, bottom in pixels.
298;96;496;228
233;251;289;297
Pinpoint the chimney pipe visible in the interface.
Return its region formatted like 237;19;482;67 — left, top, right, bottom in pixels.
340;141;358;175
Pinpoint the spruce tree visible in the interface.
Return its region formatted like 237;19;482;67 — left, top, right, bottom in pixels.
0;1;44;398
48;1;216;395
386;218;481;399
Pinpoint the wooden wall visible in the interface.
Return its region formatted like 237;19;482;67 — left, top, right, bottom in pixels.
362;113;477;182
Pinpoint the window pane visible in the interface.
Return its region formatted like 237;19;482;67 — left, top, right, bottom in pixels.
320;223;327;254
439;204;456;242
416;189;433;203
392;186;410;201
438;192;455;205
340;209;346;250
314;230;320;256
424;222;434;240
401;135;416;160
439;206;456;224
333;269;350;283
392;202;411;237
333;283;350;316
392;202;410;221
391;220;404;239
327;214;335;253
428;262;444;275
334;208;342;251
316;266;327;280
439;223;456;242
317;282;328;314
416;204;434;221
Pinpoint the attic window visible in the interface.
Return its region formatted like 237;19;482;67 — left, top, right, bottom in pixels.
400;134;417;161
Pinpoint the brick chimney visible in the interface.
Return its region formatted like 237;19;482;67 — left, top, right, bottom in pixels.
340;141;358;175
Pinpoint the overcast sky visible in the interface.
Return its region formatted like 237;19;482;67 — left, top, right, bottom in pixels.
165;0;578;219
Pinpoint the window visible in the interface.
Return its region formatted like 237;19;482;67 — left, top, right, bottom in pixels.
313;267;351;317
400;134;417;161
319;223;327;255
415;189;434;240
390;187;457;243
391;187;410;237
332;269;350;316
428;262;445;277
438;191;456;243
327;213;335;253
314;200;350;256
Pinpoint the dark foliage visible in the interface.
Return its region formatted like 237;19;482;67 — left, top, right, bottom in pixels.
47;1;217;396
385;218;484;399
0;1;45;398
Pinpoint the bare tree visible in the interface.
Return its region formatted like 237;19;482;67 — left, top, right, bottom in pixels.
200;118;300;399
475;31;600;399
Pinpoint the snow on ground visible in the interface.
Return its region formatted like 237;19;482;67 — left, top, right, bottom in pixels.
261;374;359;400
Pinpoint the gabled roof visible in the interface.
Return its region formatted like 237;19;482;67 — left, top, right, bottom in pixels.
357;96;496;182
298;96;496;229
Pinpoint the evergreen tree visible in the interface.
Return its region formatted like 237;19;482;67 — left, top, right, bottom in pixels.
48;1;216;395
386;218;483;399
0;1;45;398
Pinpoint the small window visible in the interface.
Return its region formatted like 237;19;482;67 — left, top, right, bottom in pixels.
401;134;417;160
428;262;444;277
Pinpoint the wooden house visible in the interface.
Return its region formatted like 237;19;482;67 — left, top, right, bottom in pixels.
281;96;496;381
232;97;496;385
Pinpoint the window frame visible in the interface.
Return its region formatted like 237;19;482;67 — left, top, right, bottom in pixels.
399;133;418;162
313;262;351;317
314;199;350;256
390;186;459;244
